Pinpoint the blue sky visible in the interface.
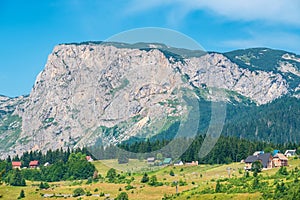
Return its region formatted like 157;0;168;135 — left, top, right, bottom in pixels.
1;0;300;97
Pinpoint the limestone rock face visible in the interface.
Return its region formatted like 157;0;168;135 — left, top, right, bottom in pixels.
0;43;298;156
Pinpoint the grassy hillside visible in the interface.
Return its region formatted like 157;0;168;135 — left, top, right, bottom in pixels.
1;158;299;199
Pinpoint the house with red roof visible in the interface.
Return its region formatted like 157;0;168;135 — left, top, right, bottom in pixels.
29;160;39;168
12;161;22;169
86;156;93;162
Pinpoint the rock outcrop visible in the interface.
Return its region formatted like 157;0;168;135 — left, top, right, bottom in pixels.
0;43;298;157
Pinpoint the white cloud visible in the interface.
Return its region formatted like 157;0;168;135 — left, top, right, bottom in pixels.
126;0;300;26
222;32;300;54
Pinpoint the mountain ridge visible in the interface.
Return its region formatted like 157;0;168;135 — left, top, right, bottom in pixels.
0;42;299;158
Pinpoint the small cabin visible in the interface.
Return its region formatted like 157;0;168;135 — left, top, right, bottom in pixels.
12;161;22;169
29;160;39;168
284;150;297;157
174;160;184;166
147;157;155;163
86;156;93;162
163;158;172;165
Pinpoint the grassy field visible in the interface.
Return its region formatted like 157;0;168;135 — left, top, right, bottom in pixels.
0;158;299;200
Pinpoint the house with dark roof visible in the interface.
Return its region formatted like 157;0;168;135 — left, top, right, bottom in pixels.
29;160;39;168
12;161;22;169
244;153;273;171
163;158;172;165
174;160;184;166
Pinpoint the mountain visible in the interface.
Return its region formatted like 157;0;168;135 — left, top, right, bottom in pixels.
0;42;299;157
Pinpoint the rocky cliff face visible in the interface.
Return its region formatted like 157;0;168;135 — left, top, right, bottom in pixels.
0;43;299;157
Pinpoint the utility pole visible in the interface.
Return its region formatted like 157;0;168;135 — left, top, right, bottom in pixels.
173;181;178;193
227;167;231;178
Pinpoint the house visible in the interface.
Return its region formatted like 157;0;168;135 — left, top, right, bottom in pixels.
163;158;172;165
284;150;297;157
185;161;199;166
244;153;273;170
86;156;93;162
43;162;50;167
253;151;264;156
273;153;288;167
174;160;184;166
147;157;155;163
12;161;22;169
29;160;39;168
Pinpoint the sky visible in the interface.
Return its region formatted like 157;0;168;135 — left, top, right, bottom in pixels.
0;0;300;97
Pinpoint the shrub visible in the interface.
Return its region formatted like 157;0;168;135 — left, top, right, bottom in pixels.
106;168;117;183
39;182;50;189
86;191;92;196
116;192;129;200
125;184;135;190
276;167;289;176
86;177;92;184
73;188;85;197
169;170;175;176
141;173;149;183
18;190;25;199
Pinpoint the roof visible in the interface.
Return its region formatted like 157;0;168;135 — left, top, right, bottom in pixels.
272;150;280;155
147;157;155;162
163;158;172;164
274;153;288;160
12;161;22;167
174;160;183;164
245;153;272;168
285;150;296;154
29;160;39;166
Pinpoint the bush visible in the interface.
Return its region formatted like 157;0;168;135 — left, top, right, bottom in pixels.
169;170;175;176
39;182;50;189
116;192;129;200
251;161;263;173
125;184;135;190
86;177;92;184
141;173;149;183
106;168;117;183
86;191;92;196
73;188;85;197
276;167;289;176
18;190;25;199
215;180;222;193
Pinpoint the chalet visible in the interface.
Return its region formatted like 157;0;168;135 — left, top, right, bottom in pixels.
147;157;155;163
273;153;288;167
86;156;93;162
163;158;172;165
174;160;184;166
185;161;198;166
284;150;297;157
244;153;273;171
29;160;39;168
12;161;22;169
